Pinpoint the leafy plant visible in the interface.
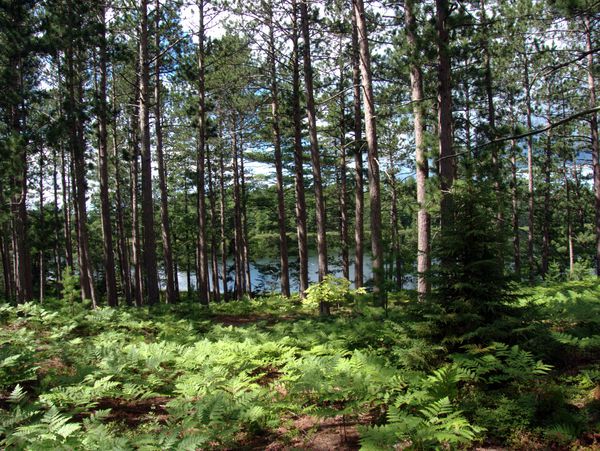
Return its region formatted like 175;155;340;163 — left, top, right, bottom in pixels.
304;275;365;313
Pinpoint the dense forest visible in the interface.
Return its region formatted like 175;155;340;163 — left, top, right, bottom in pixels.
1;0;600;449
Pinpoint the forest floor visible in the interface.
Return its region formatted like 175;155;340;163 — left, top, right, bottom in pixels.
0;280;600;449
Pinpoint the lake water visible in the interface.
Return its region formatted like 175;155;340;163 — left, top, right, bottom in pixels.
169;253;416;294
171;253;374;294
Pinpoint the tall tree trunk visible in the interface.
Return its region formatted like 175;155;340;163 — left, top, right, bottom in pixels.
291;0;309;296
300;0;328;296
154;0;176;304
9;51;33;303
68;45;96;306
207;150;220;301
435;0;455;236
338;35;349;281
218;148;228;299
354;0;384;303
563;163;574;277
510;139;521;278
52;147;61;286
524;49;535;281
266;3;290;297
405;0;430;298
196;0;209;304
130;106;144;307
38;151;45;303
351;10;364;289
184;177;192;294
0;182;13;299
239;141;251;294
232;125;245;299
0;207;12;300
60;145;73;270
112;87;133;306
98;4;118;307
480;0;502;227
139;0;159;305
389;148;402;289
585;15;600;276
541;108;552;278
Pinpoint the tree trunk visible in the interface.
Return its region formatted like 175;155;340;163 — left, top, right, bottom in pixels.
351;10;364;289
68;45;96;306
60;144;73;270
111;83;133;306
299;0;328;295
239;140;251;294
405;0;430;299
389;147;402;289
154;0;176;304
219;148;228;299
435;0;455;236
98;4;118;307
541;108;552;278
353;0;384;303
38;150;45;303
0;182;13;299
130;104;144;307
267;4;290;297
338;35;349;281
563;163;574;277
52;147;61;286
207;150;220;301
196;0;209;304
510;138;521;278
291;0;309;296
480;0;502;229
139;0;160;305
585;15;600;276
9;50;33;303
232;124;245;299
524;49;535;282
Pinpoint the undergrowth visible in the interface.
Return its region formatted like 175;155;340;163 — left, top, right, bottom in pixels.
0;279;598;449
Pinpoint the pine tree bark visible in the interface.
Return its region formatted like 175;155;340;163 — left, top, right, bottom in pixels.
353;0;383;302
207;151;220;301
139;0;160;305
9;48;33;303
196;0;209;304
299;0;328;295
232;124;245;299
291;0;309;296
52;147;61;285
480;0;502;228
584;15;600;276
218;148;228;299
98;4;118;307
38;151;45;303
239;141;251;294
266;3;290;297
154;0;176;304
0;181;12;299
111;83;133;306
523;49;535;281
435;0;455;236
351;10;364;289
67;43;96;306
563;163;574;276
405;0;430;299
60;144;73;270
510;138;521;277
338;36;349;281
129;91;144;307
